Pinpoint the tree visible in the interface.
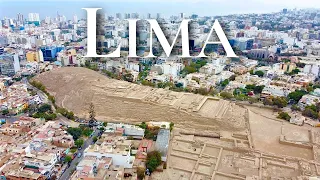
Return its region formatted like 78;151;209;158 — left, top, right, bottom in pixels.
48;95;56;104
45;113;57;120
272;97;288;108
64;42;70;46
75;139;84;148
254;70;264;77
277;112;291;121
290;68;300;75
307;85;314;92
141;80;155;87
137;167;146;180
64;156;72;163
32;112;57;121
67;127;82;140
302;107;319;119
183;66;197;74
89;103;96;121
57;108;75;120
291;104;301;111
254;85;265;94
288;90;307;103
38;104;52;113
263;97;274;106
138;122;147;129
220;92;233;99
220;79;229;87
85;61;91;68
93;136;98;143
2;109;9;115
82;128;93;137
102;122;108;127
146;151;162;172
169;122;174;131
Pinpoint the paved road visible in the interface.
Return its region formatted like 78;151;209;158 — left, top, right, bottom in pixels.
23;77;51;106
59;128;100;180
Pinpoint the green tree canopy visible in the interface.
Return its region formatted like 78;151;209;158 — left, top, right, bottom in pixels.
67;127;83;140
38;104;52;113
288;90;307;103
146;151;162;172
254;70;264;77
75;139;84;147
220;91;233;99
64;156;72;163
277;112;291;121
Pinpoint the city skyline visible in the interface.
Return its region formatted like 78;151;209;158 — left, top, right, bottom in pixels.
1;0;320;20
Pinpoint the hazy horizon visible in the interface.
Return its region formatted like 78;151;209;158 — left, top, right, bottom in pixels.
0;0;320;20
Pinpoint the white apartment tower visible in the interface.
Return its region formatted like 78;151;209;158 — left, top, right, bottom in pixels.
28;13;40;22
73;14;78;23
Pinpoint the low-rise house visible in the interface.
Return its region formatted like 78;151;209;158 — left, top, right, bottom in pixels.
5;169;46;180
298;94;320;109
105;123;145;139
229;64;248;75
84;138;135;168
261;85;292;98
70;156;113;180
199;64;224;75
136;139;153;160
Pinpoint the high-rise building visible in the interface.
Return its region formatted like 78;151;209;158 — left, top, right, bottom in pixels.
45;16;51;24
147;13;151;19
73;14;78;23
131;13;139;19
17;13;24;24
191;14;198;19
283;8;288;14
59;15;67;22
0;53;21;76
180;13;185;19
157;13;161;19
116;13;122;20
28;13;40;22
40;46;64;61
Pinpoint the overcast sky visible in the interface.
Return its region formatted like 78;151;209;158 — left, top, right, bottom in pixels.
0;0;320;19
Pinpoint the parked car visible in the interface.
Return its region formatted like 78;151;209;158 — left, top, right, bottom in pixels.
78;153;82;158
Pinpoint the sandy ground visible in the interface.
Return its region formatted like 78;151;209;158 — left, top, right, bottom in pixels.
248;107;314;160
34;67;247;132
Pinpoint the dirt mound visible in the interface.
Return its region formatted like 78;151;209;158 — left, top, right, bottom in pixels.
34;67;247;132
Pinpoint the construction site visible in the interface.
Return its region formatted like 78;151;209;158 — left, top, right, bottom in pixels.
34;67;320;179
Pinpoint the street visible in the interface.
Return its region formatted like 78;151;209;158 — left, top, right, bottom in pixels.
58;128;100;180
23;77;51;106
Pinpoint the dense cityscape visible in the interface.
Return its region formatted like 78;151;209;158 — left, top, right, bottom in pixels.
2;6;320;180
